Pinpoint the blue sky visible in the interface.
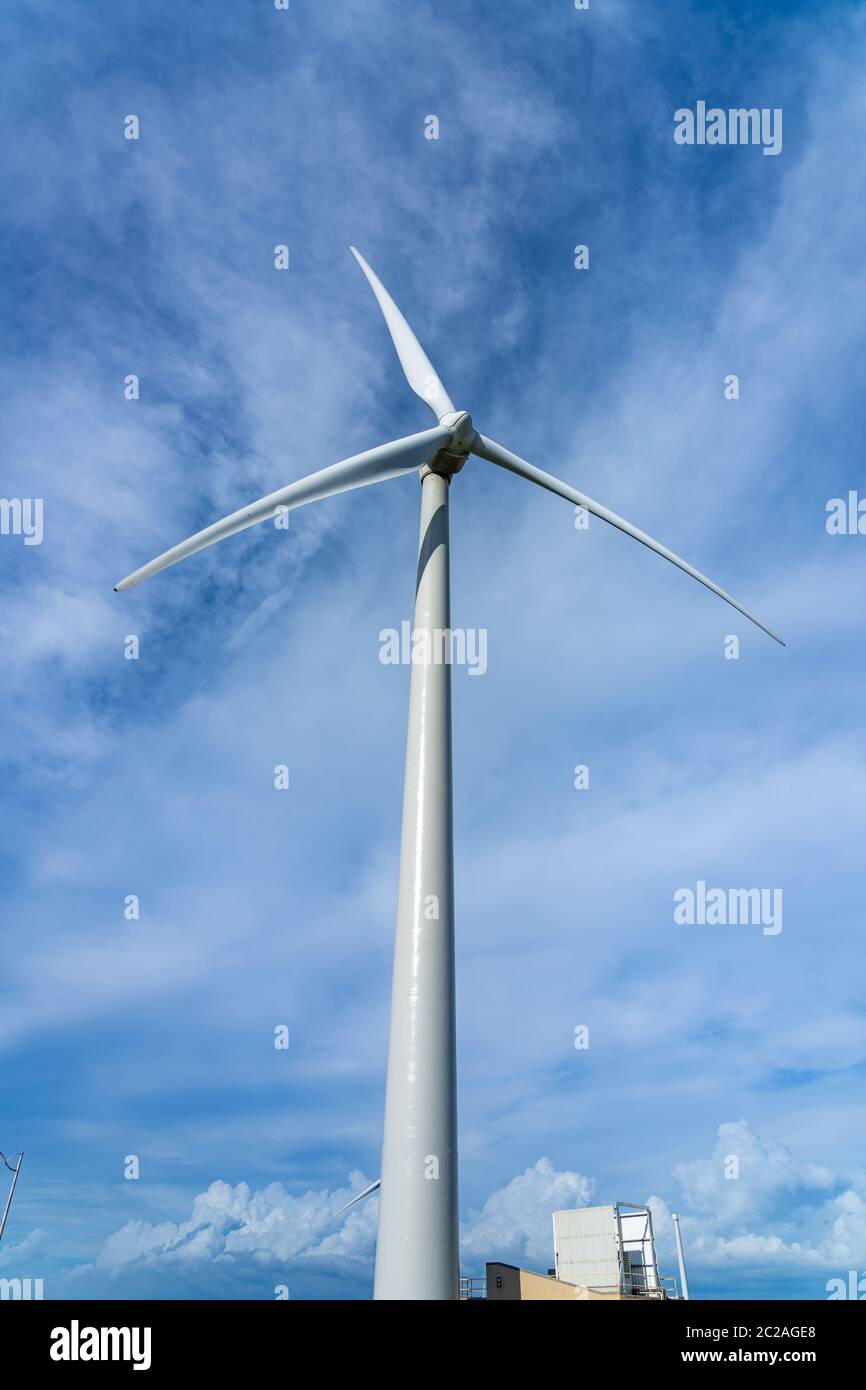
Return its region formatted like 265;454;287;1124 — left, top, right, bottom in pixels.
1;0;865;1300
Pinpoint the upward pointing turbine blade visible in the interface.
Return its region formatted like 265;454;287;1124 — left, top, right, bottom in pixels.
473;434;784;645
350;247;455;423
115;425;451;591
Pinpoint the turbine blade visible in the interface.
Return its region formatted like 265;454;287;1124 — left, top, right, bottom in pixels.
115;425;451;591
473;434;784;646
334;1178;380;1219
350;247;455;422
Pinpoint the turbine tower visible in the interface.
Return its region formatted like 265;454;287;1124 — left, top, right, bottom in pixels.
116;249;782;1300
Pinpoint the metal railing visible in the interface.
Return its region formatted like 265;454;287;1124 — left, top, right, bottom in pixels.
576;1273;678;1299
622;1271;678;1299
459;1275;487;1299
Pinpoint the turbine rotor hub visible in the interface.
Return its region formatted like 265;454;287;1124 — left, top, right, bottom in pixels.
422;410;477;479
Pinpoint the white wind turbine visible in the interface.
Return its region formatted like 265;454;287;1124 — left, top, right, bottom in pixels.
116;248;783;1300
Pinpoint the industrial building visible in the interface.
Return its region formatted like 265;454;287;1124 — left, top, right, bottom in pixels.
462;1202;684;1301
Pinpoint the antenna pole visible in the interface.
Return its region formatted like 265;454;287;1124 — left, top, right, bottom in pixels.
672;1211;690;1299
0;1152;24;1245
374;468;458;1299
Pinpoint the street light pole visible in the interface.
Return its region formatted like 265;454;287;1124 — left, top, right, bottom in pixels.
672;1211;690;1300
0;1152;24;1245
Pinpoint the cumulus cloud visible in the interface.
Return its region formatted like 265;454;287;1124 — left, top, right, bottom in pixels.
652;1121;866;1277
673;1120;835;1224
95;1173;379;1275
73;1158;593;1290
47;1122;863;1298
0;1226;48;1270
460;1158;594;1270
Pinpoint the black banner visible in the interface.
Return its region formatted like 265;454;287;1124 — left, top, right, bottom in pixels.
3;1297;861;1374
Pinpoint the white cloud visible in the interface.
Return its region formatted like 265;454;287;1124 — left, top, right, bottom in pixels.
673;1120;834;1224
91;1173;379;1281
79;1158;593;1285
460;1157;594;1269
58;1121;865;1297
655;1121;866;1276
0;1226;48;1270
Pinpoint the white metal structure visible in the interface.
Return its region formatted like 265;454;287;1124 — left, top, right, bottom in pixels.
553;1201;661;1296
116;249;783;1300
619;1203;662;1293
554;1203;621;1290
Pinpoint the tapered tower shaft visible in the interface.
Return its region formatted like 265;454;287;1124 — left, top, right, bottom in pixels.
374;468;458;1300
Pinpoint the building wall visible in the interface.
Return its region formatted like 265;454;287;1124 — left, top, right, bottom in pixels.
486;1263;627;1301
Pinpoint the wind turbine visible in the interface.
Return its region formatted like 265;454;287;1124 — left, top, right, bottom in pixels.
116;248;783;1301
